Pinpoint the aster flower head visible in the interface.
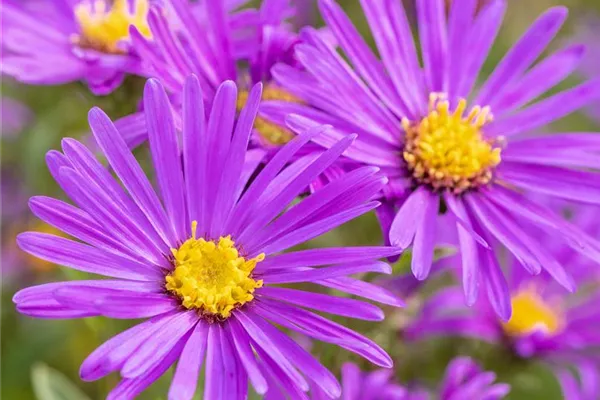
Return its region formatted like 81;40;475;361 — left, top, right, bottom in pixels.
309;358;509;400
266;0;600;320
123;0;308;151
12;75;403;399
407;207;600;400
1;0;154;94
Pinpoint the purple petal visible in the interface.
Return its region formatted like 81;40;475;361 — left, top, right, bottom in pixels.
169;322;208;400
259;286;384;321
411;190;438;280
389;187;430;249
144;79;188;242
17;232;159;280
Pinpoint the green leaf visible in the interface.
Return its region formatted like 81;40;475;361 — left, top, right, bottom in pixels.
31;363;91;400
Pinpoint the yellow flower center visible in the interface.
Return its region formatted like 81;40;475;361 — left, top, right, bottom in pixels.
402;94;502;193
73;0;152;54
502;289;562;337
237;84;303;146
165;222;264;320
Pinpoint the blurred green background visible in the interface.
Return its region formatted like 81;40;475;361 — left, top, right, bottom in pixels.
2;0;600;399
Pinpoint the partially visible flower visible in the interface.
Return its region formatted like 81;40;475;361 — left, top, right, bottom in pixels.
407;207;600;399
265;0;600;320
1;0;152;94
0;97;32;138
570;14;600;123
13;76;403;399
308;357;509;400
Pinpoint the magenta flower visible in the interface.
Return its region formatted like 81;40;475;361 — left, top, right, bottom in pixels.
308;357;509;400
12;76;403;399
1;0;153;94
263;0;600;320
407;207;600;400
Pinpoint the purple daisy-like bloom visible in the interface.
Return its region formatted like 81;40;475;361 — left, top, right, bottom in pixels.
307;357;509;400
1;0;152;94
263;0;600;320
406;207;600;400
0;0;252;95
12;75;403;399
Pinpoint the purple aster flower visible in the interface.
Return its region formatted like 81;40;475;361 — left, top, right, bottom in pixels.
12;76;403;399
0;0;251;95
406;207;600;400
1;0;151;94
262;0;600;320
307;357;509;400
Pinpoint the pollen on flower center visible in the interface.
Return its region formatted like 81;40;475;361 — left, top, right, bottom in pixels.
237;84;303;146
73;0;152;54
502;289;562;337
165;222;264;320
402;93;502;194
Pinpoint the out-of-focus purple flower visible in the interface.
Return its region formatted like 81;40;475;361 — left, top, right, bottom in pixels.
407;206;600;400
264;0;600;321
0;97;32;138
308;357;509;400
570;15;600;123
12;76;403;399
1;0;155;94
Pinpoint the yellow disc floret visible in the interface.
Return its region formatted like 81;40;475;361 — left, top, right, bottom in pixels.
73;0;151;54
502;288;562;337
403;93;502;193
237;84;303;146
165;222;264;320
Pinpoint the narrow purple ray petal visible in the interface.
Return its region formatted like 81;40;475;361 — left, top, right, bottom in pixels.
319;0;413;118
416;0;448;92
447;0;477;99
492;45;586;113
318;276;405;307
17;232;159;280
107;336;186;400
80;311;179;381
259;287;385;321
122;311;198;378
226;124;328;235
360;0;425;116
211;83;262;236
389;186;430;249
476;6;568;106
246;309;342;398
487;79;600;137
411;190;438;280
259;201;380;256
454;0;506;99
234;312;309;392
169;322;208;400
256;246;402;272
88;107;175;248
28;196;145;263
204;81;238;236
228;318;268;395
144;79;188;242
236;134;357;243
57;167;167;266
204;325;225;400
444;194;481;306
262;261;391;284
